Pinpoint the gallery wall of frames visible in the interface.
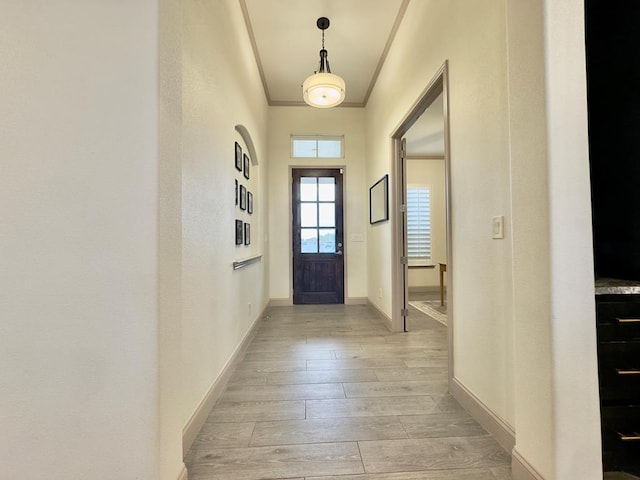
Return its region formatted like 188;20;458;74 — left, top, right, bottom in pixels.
234;141;253;247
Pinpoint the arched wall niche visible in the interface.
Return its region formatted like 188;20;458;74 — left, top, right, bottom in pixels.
235;124;258;165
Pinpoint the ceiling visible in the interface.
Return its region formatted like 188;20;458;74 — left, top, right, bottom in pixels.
240;0;444;157
240;0;409;107
404;93;445;157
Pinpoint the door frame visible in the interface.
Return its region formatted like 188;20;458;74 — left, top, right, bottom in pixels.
390;61;453;376
288;165;347;304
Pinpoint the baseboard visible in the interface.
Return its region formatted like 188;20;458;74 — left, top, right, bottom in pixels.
182;304;267;455
177;463;188;480
269;297;292;307
449;377;515;454
512;448;546;480
346;297;367;305
367;299;393;331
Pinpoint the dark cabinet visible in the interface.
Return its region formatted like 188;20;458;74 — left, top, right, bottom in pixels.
596;291;640;474
586;2;640;475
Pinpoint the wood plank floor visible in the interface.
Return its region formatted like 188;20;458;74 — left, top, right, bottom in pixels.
185;304;512;480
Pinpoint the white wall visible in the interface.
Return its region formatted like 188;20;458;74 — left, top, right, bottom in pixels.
365;0;602;478
505;0;555;476
1;1;271;479
366;0;515;428
268;107;368;303
505;1;601;478
179;0;270;469
406;159;446;288
543;0;601;477
0;1;160;478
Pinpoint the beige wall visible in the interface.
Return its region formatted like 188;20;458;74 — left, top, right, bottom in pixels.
1;1;160;478
268;107;368;303
159;0;185;478
178;0;269;476
367;0;515;428
365;0;601;478
1;1;271;478
406;159;446;288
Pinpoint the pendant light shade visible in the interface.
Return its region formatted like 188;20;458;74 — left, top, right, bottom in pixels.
303;72;346;108
302;17;345;108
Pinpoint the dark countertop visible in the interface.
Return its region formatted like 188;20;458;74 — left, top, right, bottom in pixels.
595;277;640;295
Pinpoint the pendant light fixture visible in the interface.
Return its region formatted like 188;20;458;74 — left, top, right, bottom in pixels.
302;17;346;108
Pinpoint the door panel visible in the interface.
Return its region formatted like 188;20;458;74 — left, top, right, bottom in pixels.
292;168;344;304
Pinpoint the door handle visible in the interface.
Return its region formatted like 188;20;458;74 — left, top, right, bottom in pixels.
336;250;343;255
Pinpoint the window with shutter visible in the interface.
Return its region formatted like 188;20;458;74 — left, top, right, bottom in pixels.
406;185;432;266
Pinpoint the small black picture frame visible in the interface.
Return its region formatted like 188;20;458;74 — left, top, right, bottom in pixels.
235;142;242;171
244;222;250;245
243;153;250;180
235;219;243;245
235;179;238;206
247;191;253;214
369;174;389;224
239;184;246;210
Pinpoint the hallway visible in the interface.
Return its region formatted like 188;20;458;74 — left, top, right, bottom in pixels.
185;305;511;479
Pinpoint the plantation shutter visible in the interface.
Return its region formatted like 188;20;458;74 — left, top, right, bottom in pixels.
406;185;432;266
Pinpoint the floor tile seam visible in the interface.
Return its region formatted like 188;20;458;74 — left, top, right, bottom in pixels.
195;439;365;452
341;395;446;401
355;438;366;475
397;414;412;440
262;381;355;386
247;434;411;449
246;420;259;449
306;469;500;480
306;393;439;401
212;399;306;409
343;379;446;386
355;433;513;451
265;379;382;386
218;396;347;402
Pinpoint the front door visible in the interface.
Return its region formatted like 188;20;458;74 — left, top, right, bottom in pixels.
292;168;344;304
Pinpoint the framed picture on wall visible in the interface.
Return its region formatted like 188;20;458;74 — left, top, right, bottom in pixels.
369;174;389;224
247;191;253;214
235;142;242;171
243;153;250;180
235;219;243;245
244;222;250;245
235;179;238;206
239;184;246;210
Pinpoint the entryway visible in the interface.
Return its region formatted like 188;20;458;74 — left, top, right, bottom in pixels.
391;62;453;374
292;168;344;304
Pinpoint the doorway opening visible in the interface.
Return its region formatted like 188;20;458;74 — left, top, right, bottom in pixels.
391;62;453;372
292;168;345;304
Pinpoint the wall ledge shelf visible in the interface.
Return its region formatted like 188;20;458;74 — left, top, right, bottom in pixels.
233;255;262;270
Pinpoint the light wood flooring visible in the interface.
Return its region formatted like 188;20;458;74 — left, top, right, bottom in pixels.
185;303;512;480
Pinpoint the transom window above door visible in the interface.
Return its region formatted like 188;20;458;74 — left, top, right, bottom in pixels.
291;135;343;158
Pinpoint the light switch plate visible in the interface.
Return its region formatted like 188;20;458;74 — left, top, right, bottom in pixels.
351;233;364;242
492;216;504;239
